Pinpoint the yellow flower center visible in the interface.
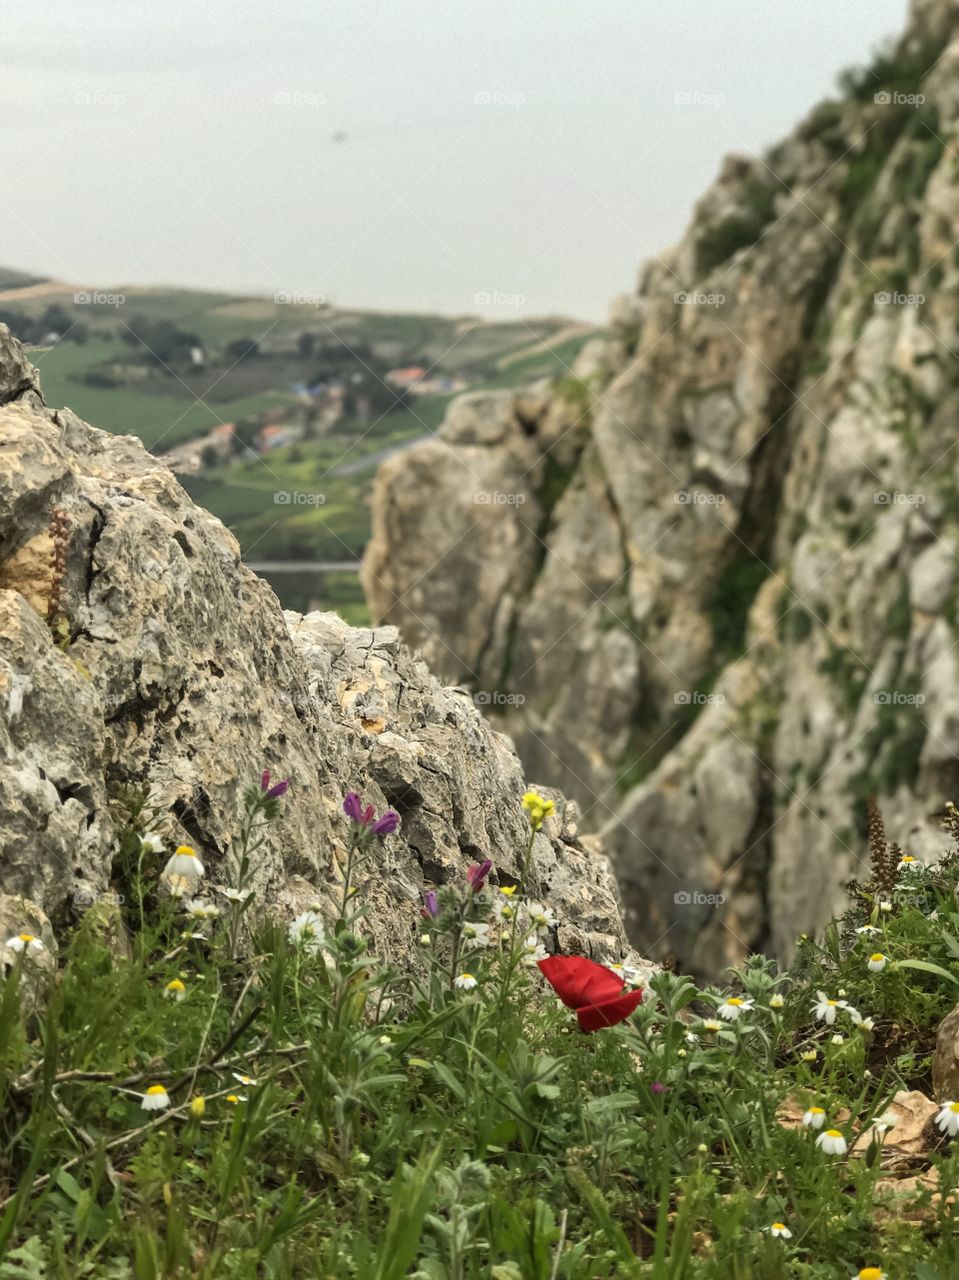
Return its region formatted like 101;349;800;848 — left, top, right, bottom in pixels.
825;1129;843;1139
226;1094;240;1104
870;954;884;963
460;973;474;981
771;1222;786;1231
727;997;744;1006
949;1103;959;1114
826;999;838;1006
809;1106;824;1115
166;980;185;992
174;845;195;857
18;933;35;943
858;1270;883;1280
146;1085;167;1096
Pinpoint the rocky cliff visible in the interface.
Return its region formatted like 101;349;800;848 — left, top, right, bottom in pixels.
0;326;634;971
365;0;959;973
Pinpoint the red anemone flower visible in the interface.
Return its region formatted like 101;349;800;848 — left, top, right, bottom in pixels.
537;955;643;1033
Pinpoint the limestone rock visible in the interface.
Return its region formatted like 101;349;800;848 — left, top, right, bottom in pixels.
933;1001;959;1101
0;331;635;974
364;0;959;973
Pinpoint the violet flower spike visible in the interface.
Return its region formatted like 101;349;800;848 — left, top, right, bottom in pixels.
343;792;363;822
265;778;290;800
421;890;438;919
261;769;272;792
371;810;399;837
466;859;493;892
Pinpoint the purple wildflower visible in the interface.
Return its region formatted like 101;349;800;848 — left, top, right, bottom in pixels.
421;890;438;919
260;770;290;800
466;859;493;892
343;792;364;822
370;810;399;837
650;1081;668;1095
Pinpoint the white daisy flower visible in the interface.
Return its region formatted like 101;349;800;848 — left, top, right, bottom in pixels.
454;973;478;990
765;1222;792;1238
769;994;785;1010
855;925;880;936
867;953;887;973
463;920;492;949
802;1106;826;1129
232;1071;258;1087
878;901;892;913
492;891;520;923
288;910;325;952
936;1101;959;1137
225;1093;247;1105
701;1018;723;1032
831;1034;845;1046
162;846;205;895
526;901;557;934
859;1016;876;1032
164;979;186;1002
141;1084;171;1111
813;992;850;1025
717;997;753;1021
897;855;918;871
141;832;165;854
520;933;547;964
5;932;44;955
183;898;219;921
218;886;253;904
851;1269;887;1280
815;1128;848;1155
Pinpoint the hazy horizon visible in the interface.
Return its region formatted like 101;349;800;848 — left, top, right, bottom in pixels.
2;0;911;322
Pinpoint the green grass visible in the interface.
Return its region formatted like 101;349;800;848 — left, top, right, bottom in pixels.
32;340;292;449
5;783;959;1275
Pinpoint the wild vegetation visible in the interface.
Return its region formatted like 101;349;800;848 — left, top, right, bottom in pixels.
3;778;959;1278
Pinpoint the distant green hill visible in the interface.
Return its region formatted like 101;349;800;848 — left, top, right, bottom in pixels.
0;268;601;621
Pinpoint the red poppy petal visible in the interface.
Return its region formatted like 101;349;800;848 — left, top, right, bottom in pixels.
538;955;627;1009
576;989;644;1033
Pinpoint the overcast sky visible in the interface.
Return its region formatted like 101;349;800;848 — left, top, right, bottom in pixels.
1;0;911;321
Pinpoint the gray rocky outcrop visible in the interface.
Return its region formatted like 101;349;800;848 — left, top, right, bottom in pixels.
364;0;959;972
0;333;636;973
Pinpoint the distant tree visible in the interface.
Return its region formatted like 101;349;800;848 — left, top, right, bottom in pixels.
226;337;259;361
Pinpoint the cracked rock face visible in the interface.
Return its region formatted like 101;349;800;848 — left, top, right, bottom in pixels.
0;330;637;974
364;0;959;974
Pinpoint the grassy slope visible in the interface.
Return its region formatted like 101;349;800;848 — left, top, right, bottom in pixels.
3;787;959;1276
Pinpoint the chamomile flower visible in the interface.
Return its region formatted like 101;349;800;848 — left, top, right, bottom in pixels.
936;1101;959;1137
813;992;851;1025
526;902;557;934
141;1084;171;1112
765;1222;792;1239
288;910;325;952
897;854;918;871
463;920;492;949
701;1018;723;1033
802;1106;826;1129
183;898;219;921
801;1050;818;1062
226;1094;246;1105
493;894;520;923
717;996;753;1021
232;1071;258;1087
218;886;253;904
162;846;205;895
855;925;880;937
141;832;165;854
851;1270;886;1280
830;1034;845;1046
164;979;186;1001
769;994;785;1010
5;933;44;955
454;973;478;990
520;933;547;964
815;1129;848;1155
867;953;887;972
859;1016;876;1032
